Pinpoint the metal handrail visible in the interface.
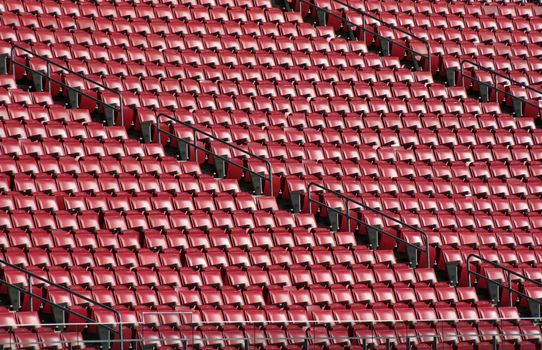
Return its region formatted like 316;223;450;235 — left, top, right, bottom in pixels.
467;254;542;314
0;259;123;349
0;280;115;331
155;113;274;196
296;0;358;40
3;332;542;348
459;59;542;117
306;182;431;268
8;43;124;126
325;0;432;71
2;318;541;349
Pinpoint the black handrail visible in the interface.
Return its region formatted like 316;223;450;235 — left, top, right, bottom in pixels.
307;182;431;268
325;0;432;71
296;0;356;40
467;254;542;316
154;113;274;196
0;259;123;348
459;59;542;117
0;278;115;331
8;43;124;126
297;0;429;71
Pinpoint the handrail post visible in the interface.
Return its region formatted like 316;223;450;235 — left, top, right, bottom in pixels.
119;318;123;350
46;62;51;93
156;115;161;145
362;13;367;43
508;273;513;306
345;199;350;232
28;275;33;312
425;239;431;268
265;162;274;197
307;184;313;215
119;94;124;127
498;73;500;104
193;129;198;164
467;258;472;287
10;46;15;77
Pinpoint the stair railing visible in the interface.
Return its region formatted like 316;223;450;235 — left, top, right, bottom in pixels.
151;113;274;196
303;0;432;71
7;43;124;126
0;259;123;349
459;59;542;118
307;183;431;268
467;254;542;317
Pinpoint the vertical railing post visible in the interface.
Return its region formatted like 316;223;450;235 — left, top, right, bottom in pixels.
10;47;15;78
425;238;431;268
508;273;513;306
119;318;123;350
498;71;500;105
193;130;198;164
28;275;33;312
307;186;313;215
264;161;274;197
46;62;51;93
346;199;351;232
362;13;366;43
362;337;368;350
467;258;472;287
119;94;124;127
156;116;161;145
492;335;498;350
